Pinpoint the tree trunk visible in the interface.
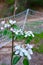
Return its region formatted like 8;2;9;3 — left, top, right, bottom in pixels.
11;32;14;65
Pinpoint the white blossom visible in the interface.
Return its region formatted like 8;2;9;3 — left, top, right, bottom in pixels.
9;20;16;25
15;31;18;35
10;28;24;35
11;28;23;35
13;20;16;24
0;27;4;30
15;45;21;50
18;29;23;35
15;50;19;55
19;51;23;56
28;49;33;55
24;31;34;37
26;44;33;49
1;21;5;25
27;54;31;60
10;28;14;32
4;24;10;28
14;44;33;60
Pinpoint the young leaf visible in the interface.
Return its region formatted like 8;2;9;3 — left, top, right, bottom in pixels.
13;56;20;65
23;58;29;65
13;24;20;29
3;29;8;35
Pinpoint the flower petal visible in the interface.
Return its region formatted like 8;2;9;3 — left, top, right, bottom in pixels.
13;20;16;24
15;50;19;55
19;51;23;56
28;49;33;55
1;21;5;25
15;45;21;50
27;54;31;60
9;20;13;24
9;20;16;25
1;27;4;30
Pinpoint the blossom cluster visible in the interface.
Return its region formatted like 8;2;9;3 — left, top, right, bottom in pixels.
0;20;34;38
0;20;34;60
10;28;23;35
0;20;16;30
14;44;34;60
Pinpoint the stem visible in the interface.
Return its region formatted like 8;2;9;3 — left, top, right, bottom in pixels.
11;0;17;65
11;32;14;65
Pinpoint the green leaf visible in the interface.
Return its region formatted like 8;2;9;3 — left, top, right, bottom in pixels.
3;29;8;35
16;35;24;41
13;56;20;65
23;58;29;65
13;24;20;29
25;36;33;44
7;30;12;38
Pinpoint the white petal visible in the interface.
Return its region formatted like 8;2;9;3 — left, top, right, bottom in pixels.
15;45;21;50
28;49;33;55
24;51;28;56
28;31;32;34
7;24;10;27
27;54;31;60
9;20;16;25
1;21;5;25
4;24;10;28
26;44;29;49
4;24;8;28
29;45;33;48
20;48;25;52
24;35;27;37
15;50;19;55
26;44;33;49
10;28;14;32
13;20;16;24
15;32;18;35
32;34;34;37
21;49;28;56
9;20;13;24
19;51;23;56
1;27;4;30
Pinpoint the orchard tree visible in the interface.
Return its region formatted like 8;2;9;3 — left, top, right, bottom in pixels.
1;19;34;65
0;0;34;65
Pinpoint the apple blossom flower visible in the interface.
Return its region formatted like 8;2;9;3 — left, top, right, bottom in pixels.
10;28;14;32
24;31;34;37
15;45;21;50
15;50;19;55
9;20;16;25
1;21;5;25
26;44;33;49
0;27;4;30
14;44;33;60
10;28;24;35
27;54;31;60
28;49;33;55
19;51;23;56
4;24;10;28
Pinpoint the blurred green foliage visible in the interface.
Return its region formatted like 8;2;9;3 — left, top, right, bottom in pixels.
33;44;43;53
33;32;43;53
23;57;29;65
5;0;15;5
34;32;43;44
